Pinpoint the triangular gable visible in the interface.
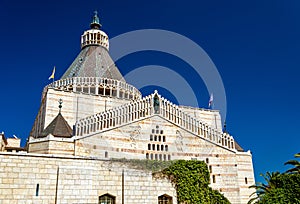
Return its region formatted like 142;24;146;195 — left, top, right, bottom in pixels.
74;91;237;151
40;113;73;138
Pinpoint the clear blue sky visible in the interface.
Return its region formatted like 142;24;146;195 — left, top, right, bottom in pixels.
0;0;299;183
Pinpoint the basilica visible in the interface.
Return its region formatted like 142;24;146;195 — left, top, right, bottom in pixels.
0;12;255;204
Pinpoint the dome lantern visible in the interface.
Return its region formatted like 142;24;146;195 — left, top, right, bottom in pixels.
81;11;109;50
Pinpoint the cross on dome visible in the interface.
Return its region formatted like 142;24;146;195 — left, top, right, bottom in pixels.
90;10;102;29
58;99;63;113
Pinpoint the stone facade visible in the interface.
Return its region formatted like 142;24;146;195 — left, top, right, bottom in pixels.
0;152;176;204
1;12;256;204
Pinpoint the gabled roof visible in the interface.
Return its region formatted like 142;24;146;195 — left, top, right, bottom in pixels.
40;113;73;138
60;45;125;82
234;141;244;152
75;91;239;152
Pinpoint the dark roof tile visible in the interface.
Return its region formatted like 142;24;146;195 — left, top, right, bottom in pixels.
40;113;73;138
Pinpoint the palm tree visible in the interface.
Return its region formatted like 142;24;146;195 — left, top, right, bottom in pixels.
285;152;300;174
247;171;281;204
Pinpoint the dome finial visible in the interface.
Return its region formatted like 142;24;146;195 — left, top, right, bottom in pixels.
90;10;101;29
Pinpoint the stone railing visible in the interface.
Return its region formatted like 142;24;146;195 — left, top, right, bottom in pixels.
74;91;235;151
44;77;141;100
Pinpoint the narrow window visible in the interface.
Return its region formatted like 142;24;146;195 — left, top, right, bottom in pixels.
150;154;153;160
163;136;166;142
152;129;155;133
157;144;160;151
160;130;163;134
164;154;167;161
165;145;168;151
245;177;248;184
206;158;209;164
146;153;149;159
154;135;157;141
152;144;155;150
105;151;108;158
168;155;171;160
161;145;164;151
209;165;212;173
155;154;158;160
159;136;161;141
36;184;39;196
212;175;216;183
150;135;153;141
148;144;151;150
159;154;162;160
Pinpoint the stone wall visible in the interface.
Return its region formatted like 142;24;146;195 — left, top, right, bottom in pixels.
75;116;256;204
31;88;132;138
179;106;222;131
28;135;74;155
0;152;176;204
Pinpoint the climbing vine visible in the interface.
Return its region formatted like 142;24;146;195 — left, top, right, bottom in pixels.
111;158;230;203
160;160;231;204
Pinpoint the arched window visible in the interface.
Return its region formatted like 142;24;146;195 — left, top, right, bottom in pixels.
153;94;160;114
99;194;115;204
158;194;173;204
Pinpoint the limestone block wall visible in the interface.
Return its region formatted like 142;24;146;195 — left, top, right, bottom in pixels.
179;106;222;131
75;115;255;204
28;136;74;155
236;152;256;204
31;88;131;138
0;153;177;204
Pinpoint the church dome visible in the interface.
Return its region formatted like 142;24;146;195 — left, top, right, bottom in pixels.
49;11;141;100
60;11;124;82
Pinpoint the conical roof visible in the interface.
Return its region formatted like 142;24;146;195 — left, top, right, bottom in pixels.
60;45;125;81
40;113;73;138
60;12;125;82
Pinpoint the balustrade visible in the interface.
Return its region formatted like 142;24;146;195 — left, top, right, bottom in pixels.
75;92;235;151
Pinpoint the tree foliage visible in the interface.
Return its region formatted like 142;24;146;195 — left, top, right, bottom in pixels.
285;152;300;174
249;153;300;204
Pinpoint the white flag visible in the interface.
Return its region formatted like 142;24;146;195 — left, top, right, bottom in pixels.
208;93;213;108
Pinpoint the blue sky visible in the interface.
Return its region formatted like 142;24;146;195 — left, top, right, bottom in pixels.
0;0;299;183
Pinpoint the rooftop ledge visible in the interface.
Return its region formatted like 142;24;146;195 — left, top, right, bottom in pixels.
44;77;142;100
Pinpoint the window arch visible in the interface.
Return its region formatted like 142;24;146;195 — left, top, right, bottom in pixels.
99;193;115;204
158;194;173;204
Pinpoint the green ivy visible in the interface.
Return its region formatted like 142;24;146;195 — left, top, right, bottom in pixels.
161;160;231;204
111;158;230;204
111;158;175;172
